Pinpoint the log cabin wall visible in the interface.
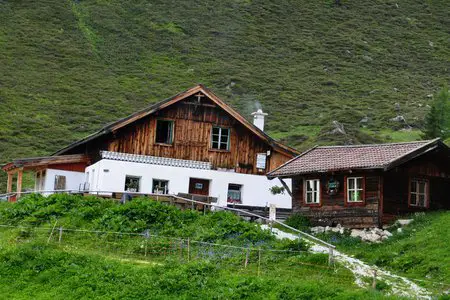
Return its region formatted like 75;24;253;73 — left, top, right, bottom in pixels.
383;149;450;217
292;173;381;228
83;95;291;175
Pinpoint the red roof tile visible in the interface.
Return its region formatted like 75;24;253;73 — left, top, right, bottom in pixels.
268;139;442;178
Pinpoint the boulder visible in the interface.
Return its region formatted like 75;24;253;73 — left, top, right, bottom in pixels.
397;219;413;226
383;230;393;237
350;229;365;238
310;226;325;234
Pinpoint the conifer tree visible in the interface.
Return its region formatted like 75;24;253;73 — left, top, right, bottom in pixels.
423;87;449;139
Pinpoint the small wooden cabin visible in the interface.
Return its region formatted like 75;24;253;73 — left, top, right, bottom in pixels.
267;139;450;227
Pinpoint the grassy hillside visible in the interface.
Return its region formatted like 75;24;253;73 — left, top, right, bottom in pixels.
0;0;449;191
316;211;450;294
0;194;393;299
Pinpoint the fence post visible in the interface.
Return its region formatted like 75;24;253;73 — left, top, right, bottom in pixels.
244;249;249;268
58;226;63;243
144;230;149;257
187;238;190;262
328;247;334;266
372;270;377;289
47;220;58;244
257;248;261;276
180;239;183;260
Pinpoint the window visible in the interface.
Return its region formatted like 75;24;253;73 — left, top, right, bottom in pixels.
155;120;174;144
211;127;230;150
153;179;169;194
125;175;140;192
227;184;242;204
410;179;428;207
347;177;363;202
54;175;66;190
305;179;320;204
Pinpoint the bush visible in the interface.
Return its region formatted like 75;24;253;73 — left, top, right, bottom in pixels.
284;213;311;231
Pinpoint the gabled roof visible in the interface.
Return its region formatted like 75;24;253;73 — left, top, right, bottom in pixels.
53;84;299;157
2;154;89;172
267;138;448;178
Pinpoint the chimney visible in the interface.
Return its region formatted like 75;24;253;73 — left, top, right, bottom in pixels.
251;109;268;131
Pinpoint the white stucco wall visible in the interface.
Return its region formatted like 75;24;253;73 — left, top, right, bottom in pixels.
85;159;292;209
43;169;85;193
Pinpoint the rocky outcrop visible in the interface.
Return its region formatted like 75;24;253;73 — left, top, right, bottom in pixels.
310;224;393;243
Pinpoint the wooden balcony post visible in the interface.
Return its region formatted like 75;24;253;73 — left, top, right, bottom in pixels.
16;169;23;199
6;172;13;193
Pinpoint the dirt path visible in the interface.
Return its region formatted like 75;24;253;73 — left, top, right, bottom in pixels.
261;225;431;299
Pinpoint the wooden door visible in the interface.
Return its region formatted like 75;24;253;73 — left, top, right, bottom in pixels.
189;178;210;196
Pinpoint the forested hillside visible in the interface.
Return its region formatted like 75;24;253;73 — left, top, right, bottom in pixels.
0;0;449;190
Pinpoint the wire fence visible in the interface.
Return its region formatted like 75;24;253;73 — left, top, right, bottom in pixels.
0;224;330;276
0;224;449;294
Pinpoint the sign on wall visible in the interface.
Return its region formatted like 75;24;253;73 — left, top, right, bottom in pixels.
256;153;267;169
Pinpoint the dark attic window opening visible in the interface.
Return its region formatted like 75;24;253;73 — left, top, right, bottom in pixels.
155;120;174;144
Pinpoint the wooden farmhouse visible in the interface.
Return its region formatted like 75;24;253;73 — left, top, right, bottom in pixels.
2;85;298;209
267;139;450;227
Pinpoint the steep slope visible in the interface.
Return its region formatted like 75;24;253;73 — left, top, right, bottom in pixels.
0;0;449;191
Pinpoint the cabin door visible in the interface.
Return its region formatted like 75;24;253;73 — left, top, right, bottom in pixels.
188;178;210;196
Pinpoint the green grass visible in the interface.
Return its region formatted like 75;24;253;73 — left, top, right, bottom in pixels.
0;194;397;299
1;0;449;191
0;240;392;299
315;211;450;294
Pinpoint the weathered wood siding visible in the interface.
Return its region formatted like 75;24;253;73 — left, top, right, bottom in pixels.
83;95;292;175
292;174;381;228
383;148;450;217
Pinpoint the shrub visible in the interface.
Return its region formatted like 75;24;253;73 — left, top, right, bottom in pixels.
284;213;311;231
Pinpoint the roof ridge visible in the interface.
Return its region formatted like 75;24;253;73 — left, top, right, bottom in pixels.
316;139;437;149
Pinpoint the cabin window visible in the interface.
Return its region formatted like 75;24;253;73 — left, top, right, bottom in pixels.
155;120;174;144
124;175;140;193
153;179;169;194
211;127;230;150
54;175;66;190
227;184;242;204
410;179;428;207
305;179;320;204
347;177;363;202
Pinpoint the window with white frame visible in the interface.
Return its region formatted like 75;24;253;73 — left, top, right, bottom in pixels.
153;179;169;194
347;177;363;202
211;127;230;150
305;179;320;204
410;179;428;207
124;175;141;193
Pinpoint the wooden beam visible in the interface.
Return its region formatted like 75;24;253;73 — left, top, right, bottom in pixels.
6;172;13;193
16;169;23;200
278;178;292;197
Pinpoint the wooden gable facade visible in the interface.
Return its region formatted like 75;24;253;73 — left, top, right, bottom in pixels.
53;85;298;175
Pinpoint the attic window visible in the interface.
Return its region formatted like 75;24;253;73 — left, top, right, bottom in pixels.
155;120;174;144
211;127;230;150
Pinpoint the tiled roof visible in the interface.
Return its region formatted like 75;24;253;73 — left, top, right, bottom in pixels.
268;139;442;178
101;151;212;170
